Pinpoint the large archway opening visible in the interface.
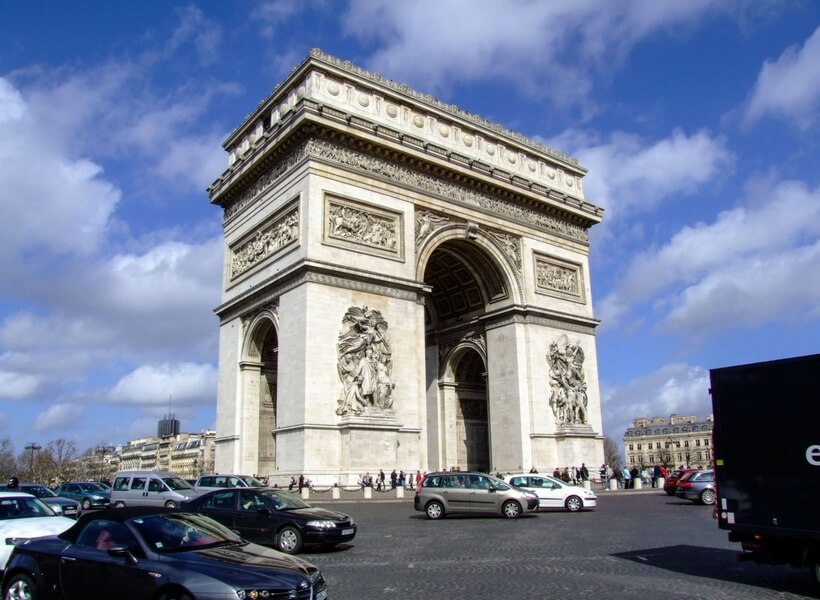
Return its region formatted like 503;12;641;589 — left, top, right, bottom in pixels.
246;317;278;475
453;349;489;472
423;237;510;472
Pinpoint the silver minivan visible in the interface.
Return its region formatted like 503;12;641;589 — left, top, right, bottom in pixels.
111;471;202;508
414;472;539;519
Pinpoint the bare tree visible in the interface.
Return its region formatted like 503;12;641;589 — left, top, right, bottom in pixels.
0;438;17;481
604;436;623;472
47;439;79;483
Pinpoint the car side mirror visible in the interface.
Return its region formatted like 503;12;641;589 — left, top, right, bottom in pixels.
487;484;496;493
107;545;138;564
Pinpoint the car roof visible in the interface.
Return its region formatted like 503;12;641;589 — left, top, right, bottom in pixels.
58;506;179;542
0;491;35;498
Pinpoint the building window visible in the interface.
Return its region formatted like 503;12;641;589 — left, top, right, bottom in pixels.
656;442;661;449
629;444;634;451
696;439;701;446
637;443;642;450
684;441;689;448
649;454;654;462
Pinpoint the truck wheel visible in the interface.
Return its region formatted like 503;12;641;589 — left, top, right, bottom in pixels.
700;489;716;505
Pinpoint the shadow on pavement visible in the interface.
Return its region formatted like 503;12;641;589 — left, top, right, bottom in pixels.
613;545;818;598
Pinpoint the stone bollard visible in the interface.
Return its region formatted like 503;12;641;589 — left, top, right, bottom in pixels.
582;480;591;490
609;478;618;491
301;487;310;500
657;477;665;490
363;486;372;499
396;487;405;499
633;478;642;490
332;487;341;499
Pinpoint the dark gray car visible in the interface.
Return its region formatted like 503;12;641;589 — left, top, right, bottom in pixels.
675;469;716;505
0;483;81;518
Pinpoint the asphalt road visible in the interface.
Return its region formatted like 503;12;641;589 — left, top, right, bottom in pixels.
306;490;819;600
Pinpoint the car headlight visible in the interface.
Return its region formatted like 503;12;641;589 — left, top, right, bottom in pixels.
306;520;337;530
51;505;64;513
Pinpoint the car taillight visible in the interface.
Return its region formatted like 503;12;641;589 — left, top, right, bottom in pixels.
681;481;691;489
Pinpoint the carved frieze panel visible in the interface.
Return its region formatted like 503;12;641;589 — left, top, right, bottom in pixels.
230;204;300;280
489;231;521;271
323;194;404;261
415;209;450;246
533;252;585;304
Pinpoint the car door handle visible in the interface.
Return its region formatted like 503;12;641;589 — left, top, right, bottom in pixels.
62;556;77;562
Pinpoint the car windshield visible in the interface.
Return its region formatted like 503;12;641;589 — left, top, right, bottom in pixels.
487;476;510;491
162;477;195;491
78;483;104;493
82;482;109;492
24;485;56;498
263;490;310;509
239;476;266;487
0;496;57;519
130;512;243;553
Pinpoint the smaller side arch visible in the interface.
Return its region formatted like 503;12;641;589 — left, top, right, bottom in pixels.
241;307;279;362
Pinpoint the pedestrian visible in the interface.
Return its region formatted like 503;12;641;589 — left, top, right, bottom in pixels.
298;473;304;492
598;465;607;489
580;463;589;482
622;466;631;489
529;466;538;474
7;476;19;489
378;469;385;491
415;471;422;490
554;467;562;479
390;469;397;489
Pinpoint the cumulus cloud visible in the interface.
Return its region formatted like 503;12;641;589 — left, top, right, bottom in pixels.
342;0;736;110
35;403;85;433
547;128;734;220
601;363;711;442
0;370;40;400
745;25;820;130
109;362;218;406
599;179;820;334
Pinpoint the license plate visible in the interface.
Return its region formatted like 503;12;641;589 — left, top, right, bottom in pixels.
315;588;328;600
341;528;354;536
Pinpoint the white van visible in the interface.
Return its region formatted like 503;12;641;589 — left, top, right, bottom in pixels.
110;471;202;508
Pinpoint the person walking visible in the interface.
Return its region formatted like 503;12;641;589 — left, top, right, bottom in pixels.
622;466;632;489
599;465;607;489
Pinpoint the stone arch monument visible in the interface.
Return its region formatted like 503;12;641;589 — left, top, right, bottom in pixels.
208;50;605;484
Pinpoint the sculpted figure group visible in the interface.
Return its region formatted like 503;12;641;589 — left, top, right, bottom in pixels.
547;334;588;426
336;306;395;416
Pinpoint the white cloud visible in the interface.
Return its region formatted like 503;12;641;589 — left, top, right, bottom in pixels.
602;363;711;442
547;128;734;220
599;179;820;333
0;77;121;259
109;362;218;406
342;0;735;109
35;403;85;432
745;25;820;129
0;370;40;400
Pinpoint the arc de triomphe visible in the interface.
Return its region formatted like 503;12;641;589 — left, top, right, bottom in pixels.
208;50;605;484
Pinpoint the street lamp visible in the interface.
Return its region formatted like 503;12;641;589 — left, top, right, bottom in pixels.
96;445;115;482
24;443;41;481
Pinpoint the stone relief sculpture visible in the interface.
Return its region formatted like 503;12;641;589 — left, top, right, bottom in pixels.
231;209;299;278
537;262;578;294
336;306;395;416
327;202;398;252
547;334;588;426
415;210;450;244
490;231;521;271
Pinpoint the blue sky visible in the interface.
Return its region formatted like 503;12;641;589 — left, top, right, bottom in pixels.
1;1;819;458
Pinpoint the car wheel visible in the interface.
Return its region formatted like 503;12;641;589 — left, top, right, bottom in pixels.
113;501;126;508
164;500;178;509
565;495;583;512
277;526;303;554
4;573;36;600
82;498;92;510
502;500;522;519
425;501;444;520
665;490;674;496
700;489;716;505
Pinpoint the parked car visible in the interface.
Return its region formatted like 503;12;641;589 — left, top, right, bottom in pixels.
110;470;202;508
194;474;267;491
0;491;75;572
0;483;80;519
0;506;328;600
663;468;698;496
55;481;111;510
414;471;539;520
182;488;356;554
504;473;597;512
675;469;716;505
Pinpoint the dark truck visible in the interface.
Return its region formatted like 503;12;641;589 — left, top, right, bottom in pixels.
710;353;820;585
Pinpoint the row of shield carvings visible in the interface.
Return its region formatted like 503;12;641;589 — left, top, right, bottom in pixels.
229;198;584;305
333;304;589;427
